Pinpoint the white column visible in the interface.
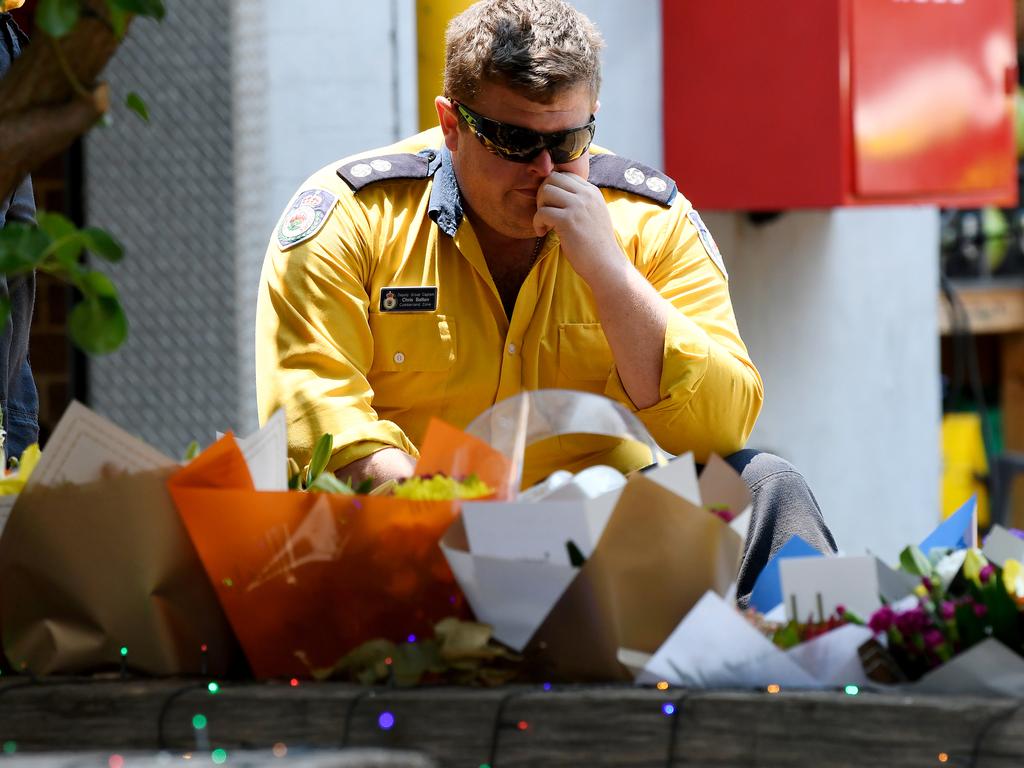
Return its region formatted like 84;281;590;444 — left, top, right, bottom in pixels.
232;0;419;434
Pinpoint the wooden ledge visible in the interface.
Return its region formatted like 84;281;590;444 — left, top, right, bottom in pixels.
0;680;1022;767
940;280;1024;335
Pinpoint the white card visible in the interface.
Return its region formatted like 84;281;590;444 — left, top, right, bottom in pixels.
636;591;818;689
460;493;618;564
234;409;288;491
982;525;1024;568
27;401;172;490
643;452;701;506
778;555;884;621
910;639;1024;697
441;543;577;651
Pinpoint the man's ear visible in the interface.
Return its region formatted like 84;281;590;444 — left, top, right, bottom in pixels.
435;96;460;152
593;99;601;116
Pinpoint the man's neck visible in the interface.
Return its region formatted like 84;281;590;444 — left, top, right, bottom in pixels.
466;209;538;265
464;209;542;320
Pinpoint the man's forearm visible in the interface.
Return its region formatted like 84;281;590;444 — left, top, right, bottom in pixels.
335;447;416;488
587;257;670;410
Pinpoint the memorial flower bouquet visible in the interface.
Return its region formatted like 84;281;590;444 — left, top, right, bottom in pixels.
168;418;513;680
862;545;1024;684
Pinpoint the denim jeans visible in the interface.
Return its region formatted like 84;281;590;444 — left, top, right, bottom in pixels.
0;12;40;460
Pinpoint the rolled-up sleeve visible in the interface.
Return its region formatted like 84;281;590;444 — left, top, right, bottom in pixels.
604;200;764;460
255;187;417;473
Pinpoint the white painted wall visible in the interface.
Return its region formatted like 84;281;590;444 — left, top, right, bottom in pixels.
570;0;664;167
705;209;942;561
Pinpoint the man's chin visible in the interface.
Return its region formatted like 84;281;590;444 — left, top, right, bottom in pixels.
486;213;540;241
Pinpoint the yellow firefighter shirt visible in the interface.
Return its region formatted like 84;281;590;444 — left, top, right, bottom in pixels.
256;128;763;480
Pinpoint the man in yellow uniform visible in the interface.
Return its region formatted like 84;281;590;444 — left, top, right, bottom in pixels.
256;0;835;605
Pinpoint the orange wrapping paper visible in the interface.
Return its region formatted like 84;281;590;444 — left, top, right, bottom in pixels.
168;419;512;679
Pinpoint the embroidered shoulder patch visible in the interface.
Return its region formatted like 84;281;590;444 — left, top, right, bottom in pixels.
687;208;728;280
588;154;677;206
277;188;337;250
337;151;435;192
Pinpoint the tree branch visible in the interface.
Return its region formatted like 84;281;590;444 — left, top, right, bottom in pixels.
0;84;110;199
0;0;130;201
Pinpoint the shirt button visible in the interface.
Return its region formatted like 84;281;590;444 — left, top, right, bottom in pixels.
394;351;405;364
507;343;517;355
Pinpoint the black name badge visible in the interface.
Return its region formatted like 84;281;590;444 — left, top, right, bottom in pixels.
379;286;438;312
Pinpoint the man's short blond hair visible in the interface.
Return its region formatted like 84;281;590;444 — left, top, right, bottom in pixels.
444;0;604;106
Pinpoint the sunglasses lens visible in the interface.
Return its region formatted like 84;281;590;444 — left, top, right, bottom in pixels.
458;102;594;164
547;125;595;164
490;124;545;162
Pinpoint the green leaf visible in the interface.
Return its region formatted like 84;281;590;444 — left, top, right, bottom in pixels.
124;91;150;122
78;270;119;299
36;211;75;240
107;0;166;20
105;1;129;37
36;211;84;267
772;620;802;650
307;472;355;495
566;540;587;567
898;545;932;578
36;0;80;38
68;295;128;355
182;440;200;462
81;227;124;262
0;223;51;273
305;432;333;488
390;640;443;687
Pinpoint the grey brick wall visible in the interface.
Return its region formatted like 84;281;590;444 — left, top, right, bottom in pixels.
85;1;238;454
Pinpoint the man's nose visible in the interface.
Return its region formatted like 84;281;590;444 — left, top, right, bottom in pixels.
527;149;555;176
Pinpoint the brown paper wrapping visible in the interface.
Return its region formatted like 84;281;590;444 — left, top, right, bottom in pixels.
0;468;238;676
524;473;744;681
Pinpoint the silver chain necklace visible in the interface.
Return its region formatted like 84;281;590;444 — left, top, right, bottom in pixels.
528;235;545;270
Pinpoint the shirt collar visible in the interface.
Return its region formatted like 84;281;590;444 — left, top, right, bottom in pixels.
427;144;463;238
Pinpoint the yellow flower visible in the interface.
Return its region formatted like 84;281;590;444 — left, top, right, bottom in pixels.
0;443;40;495
2;1;26;11
1003;559;1024;605
963;548;989;588
392;474;492;501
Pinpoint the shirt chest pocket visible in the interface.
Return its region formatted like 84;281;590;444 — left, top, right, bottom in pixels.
556;322;614;388
368;313;456;373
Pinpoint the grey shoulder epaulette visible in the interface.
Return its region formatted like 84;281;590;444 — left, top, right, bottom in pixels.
337;150;436;192
588;154;677;206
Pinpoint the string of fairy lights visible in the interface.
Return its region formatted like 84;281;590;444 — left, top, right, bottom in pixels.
0;643;1012;768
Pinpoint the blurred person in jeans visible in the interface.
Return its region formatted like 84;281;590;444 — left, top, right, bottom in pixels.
0;1;40;460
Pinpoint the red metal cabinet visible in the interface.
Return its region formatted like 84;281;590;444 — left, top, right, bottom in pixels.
662;0;1018;210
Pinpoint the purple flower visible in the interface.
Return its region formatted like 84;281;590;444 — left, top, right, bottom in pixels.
940;601;955;620
869;605;895;633
974;603;988;618
923;629;944;648
922;577;934;590
980;564;996;584
894;607;929;636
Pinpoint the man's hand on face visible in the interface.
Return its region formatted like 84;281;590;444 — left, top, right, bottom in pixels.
533;171;624;286
336;447;416;489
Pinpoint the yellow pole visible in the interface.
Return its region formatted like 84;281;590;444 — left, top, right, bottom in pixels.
416;0;475;130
